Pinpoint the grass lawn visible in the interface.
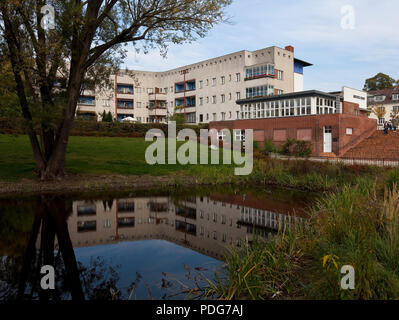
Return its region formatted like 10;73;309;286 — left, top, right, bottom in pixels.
0;134;235;181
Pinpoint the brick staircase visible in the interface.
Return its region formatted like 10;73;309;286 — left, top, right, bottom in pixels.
343;131;399;159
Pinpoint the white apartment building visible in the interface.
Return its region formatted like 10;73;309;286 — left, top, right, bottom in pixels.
75;45;312;124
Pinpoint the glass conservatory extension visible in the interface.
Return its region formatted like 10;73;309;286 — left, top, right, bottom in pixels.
238;92;339;120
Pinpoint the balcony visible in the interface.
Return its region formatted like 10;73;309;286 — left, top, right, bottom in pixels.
149;108;167;117
78;96;96;106
175;80;196;93
117;99;134;109
149;92;167;101
117;84;134;95
175;96;196;108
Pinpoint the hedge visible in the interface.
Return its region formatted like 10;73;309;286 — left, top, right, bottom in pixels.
0;118;210;138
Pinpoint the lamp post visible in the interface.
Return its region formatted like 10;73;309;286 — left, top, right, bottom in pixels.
180;69;190;124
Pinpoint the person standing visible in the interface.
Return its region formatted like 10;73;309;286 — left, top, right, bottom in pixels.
392;118;398;132
384;121;389;135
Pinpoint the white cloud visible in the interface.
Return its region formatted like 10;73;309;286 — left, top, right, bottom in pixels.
121;0;399;90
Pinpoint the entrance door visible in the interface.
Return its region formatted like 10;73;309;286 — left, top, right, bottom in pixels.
323;126;332;153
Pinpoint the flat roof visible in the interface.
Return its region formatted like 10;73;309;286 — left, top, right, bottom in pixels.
237;90;340;104
294;58;313;67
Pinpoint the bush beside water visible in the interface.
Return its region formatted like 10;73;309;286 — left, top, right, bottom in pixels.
204;174;399;300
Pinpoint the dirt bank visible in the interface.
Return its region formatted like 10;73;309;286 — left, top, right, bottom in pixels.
0;174;197;198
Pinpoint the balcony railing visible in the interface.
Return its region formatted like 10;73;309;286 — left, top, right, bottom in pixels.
117;88;134;94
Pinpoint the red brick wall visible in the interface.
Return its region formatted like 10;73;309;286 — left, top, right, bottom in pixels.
210;114;377;157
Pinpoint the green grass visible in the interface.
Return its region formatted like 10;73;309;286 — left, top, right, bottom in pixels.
0;134;390;193
0;134;237;181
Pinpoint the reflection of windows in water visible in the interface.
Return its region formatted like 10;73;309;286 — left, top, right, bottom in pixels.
77;204;96;216
118;201;135;213
175;220;196;236
104;220;112;228
200;226;205;236
176;207;196;220
149;202;168;212
77;221;96;232
118;217;135;228
213;231;217;240
222;215;226;225
213;213;217;223
185;197;197;204
222;233;227;242
200;210;204;219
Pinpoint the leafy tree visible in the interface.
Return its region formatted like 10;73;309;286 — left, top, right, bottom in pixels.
370;105;387;120
0;54;21;117
100;110;113;122
364;73;396;92
0;0;232;179
169;113;185;126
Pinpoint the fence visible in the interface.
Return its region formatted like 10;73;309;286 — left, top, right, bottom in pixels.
270;154;399;168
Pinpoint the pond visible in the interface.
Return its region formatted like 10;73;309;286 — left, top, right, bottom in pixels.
0;186;317;300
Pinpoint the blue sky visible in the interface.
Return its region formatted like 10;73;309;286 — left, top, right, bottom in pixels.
123;0;399;92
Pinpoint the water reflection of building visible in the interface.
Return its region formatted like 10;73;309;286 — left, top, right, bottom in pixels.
67;194;305;261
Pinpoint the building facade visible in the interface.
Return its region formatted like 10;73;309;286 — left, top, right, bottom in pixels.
75;45;312;124
367;87;399;128
210;87;377;157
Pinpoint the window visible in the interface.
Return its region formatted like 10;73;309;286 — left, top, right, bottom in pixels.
117;99;134;109
375;95;386;102
245;64;274;79
229;74;232;82
277;89;283;95
199;80;203;89
206;113;209;121
277;70;283;80
379;118;385;125
213;113;217;121
234;130;245;141
78;96;95;106
246;85;274;99
221;94;225;103
136;102;142;108
212;78;216;86
212;96;217;104
117;84;134;94
218;131;226;140
229;93;232;100
346;128;353;135
221;76;225;85
393;106;399;112
393;94;399;101
206;79;209;86
221;112;226;121
102;99;110;107
236;92;241;100
199;97;203;106
236;73;241;82
199;114;204;122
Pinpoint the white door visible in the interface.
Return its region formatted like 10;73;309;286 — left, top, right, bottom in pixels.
324;126;332;153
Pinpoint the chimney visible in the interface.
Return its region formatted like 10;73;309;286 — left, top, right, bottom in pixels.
285;45;294;53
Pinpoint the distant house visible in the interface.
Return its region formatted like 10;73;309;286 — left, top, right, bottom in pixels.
368;87;399;127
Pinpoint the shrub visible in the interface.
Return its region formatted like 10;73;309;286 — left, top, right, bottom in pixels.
281;139;312;157
260;139;277;156
387;169;399;190
293;140;312;158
